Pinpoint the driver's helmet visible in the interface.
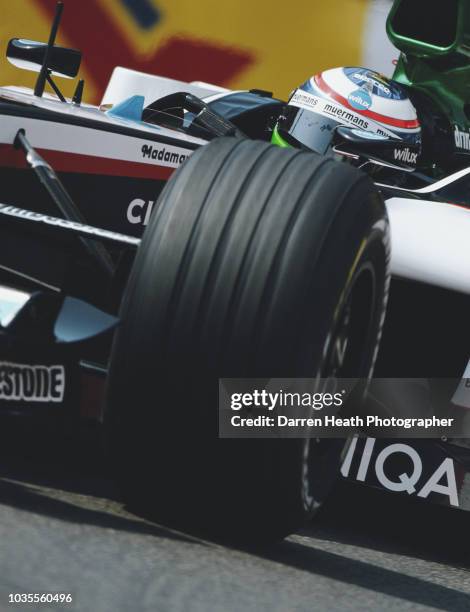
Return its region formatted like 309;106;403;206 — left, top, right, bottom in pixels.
275;67;421;155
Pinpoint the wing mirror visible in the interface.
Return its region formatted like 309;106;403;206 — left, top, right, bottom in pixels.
7;38;81;79
333;126;419;170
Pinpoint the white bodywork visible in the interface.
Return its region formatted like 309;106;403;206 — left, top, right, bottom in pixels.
0;86;207;148
102;68;470;298
102;67;229;108
386;197;470;295
4;71;470;299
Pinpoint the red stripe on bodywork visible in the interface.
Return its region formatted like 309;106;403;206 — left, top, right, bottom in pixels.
315;74;420;130
0;144;176;179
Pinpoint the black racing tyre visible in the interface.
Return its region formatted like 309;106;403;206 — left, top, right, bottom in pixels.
106;137;390;542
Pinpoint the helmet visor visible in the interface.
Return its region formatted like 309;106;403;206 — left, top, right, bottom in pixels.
280;105;340;154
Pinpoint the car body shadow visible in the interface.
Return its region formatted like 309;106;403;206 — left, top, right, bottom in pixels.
311;480;470;567
1;422;469;611
0;420;203;546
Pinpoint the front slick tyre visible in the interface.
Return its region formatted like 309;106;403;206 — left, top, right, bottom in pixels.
106;137;390;543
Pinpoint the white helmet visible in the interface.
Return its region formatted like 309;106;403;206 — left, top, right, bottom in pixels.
275;67;421;157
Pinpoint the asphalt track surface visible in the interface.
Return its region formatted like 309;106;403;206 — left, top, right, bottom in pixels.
1;426;470;612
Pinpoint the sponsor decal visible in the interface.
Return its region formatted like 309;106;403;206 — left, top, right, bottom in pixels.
324;103;369;130
0;362;65;402
127;198;155;226
0;205;141;247
322;103;395;137
350;129;387;140
141;144;187;166
289;94;396;138
342;437;459;507
323;104;392;137
352;71;391;96
454;126;470;151
290;90;319;109
0;115;196;173
394;147;418;165
344;68;405;100
348;89;372;111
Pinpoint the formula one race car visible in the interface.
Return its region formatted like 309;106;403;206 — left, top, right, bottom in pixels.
1;0;469;541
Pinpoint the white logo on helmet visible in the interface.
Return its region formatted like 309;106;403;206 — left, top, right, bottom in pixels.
352;72;391;96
